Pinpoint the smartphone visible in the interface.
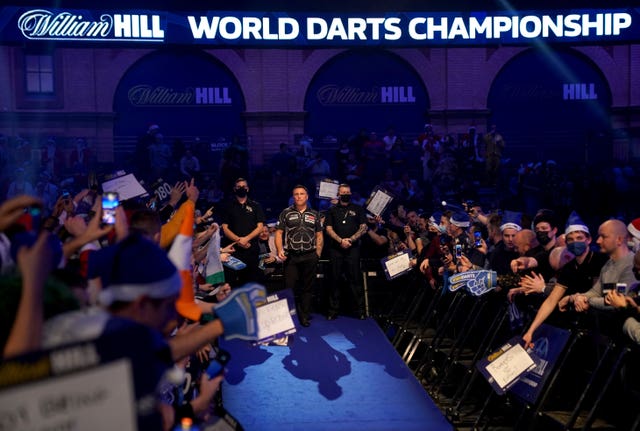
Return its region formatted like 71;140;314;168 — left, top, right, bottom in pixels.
206;349;231;379
474;231;482;248
101;192;119;225
616;283;627;295
455;244;462;259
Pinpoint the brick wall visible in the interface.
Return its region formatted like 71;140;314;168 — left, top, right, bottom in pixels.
0;44;638;167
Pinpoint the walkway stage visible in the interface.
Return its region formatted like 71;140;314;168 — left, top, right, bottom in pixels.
221;314;452;431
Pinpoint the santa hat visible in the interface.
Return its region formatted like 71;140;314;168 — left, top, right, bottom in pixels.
429;211;443;225
168;201;202;322
93;235;181;306
500;210;522;232
450;211;470;228
627;217;640;241
565;211;590;236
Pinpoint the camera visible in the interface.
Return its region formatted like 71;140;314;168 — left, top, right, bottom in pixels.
101;192;119;225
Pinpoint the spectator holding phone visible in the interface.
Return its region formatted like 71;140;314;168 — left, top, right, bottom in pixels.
567;219;636;313
604;249;640;345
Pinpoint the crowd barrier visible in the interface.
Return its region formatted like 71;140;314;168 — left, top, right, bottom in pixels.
371;270;640;430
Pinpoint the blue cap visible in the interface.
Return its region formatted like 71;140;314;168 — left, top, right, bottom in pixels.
450;211;470;228
565;211;589;235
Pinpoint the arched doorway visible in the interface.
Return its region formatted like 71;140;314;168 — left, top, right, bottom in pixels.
304;49;430;140
487;48;612;167
113;49;246;180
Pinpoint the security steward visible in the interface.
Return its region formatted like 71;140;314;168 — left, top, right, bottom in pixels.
221;177;266;285
324;183;368;320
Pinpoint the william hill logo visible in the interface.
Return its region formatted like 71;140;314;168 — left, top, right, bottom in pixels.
17;9;165;42
317;85;416;105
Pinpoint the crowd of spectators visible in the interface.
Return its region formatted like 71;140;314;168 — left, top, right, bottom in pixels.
1;121;640;429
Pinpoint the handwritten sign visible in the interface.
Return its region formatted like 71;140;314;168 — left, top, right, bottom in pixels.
381;250;412;280
318;179;340;200
485;343;535;389
476;336;537;394
0;359;137;431
366;187;394;217
256;298;296;343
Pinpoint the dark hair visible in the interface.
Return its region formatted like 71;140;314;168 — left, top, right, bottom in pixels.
130;209;162;239
533;209;558;229
292;184;308;193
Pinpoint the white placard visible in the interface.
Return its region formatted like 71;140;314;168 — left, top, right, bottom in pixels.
0;359;137;431
383;251;412;279
366;188;394;216
256;298;296;342
102;173;148;201
485;343;535;389
318;179;339;200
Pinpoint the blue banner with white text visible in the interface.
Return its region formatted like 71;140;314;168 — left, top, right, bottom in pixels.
2;7;640;47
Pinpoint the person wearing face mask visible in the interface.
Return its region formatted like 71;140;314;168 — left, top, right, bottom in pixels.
509;210;560;282
522;212;608;349
324;184;368;320
220;178;266;286
529;209;560;276
567;218;636;314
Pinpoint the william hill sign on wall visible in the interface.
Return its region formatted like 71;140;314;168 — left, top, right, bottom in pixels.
2;7;640;46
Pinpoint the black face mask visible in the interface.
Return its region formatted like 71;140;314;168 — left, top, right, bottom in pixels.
339;194;351;203
536;231;552;246
234;187;248;198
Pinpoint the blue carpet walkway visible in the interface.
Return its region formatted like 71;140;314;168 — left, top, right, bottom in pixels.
220;314;453;431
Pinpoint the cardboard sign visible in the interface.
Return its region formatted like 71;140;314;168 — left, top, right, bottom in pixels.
381;250;412;280
318;179;340;200
255;289;297;344
366;186;394;217
476;336;537;395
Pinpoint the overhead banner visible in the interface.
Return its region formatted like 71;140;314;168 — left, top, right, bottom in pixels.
2;7;640;47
